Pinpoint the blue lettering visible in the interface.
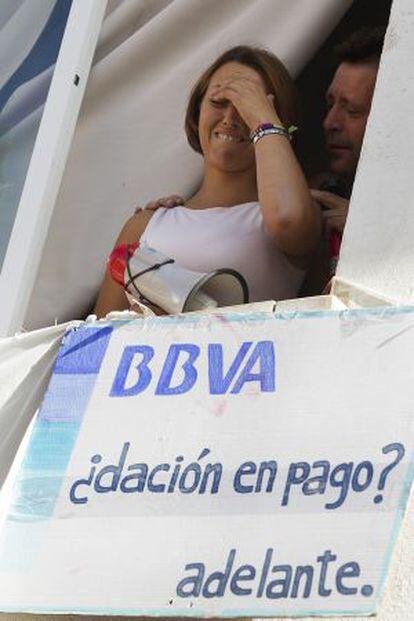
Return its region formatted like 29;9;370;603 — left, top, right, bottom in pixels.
266;565;292;599
255;460;278;493
230;565;256;595
120;463;148;493
147;463;170;492
110;346;154;396
155;344;200;395
325;462;353;510
317;550;336;596
167;456;184;493
175;548;366;601
336;562;360;595
110;340;276;396
234;461;257;493
302;460;330;496
202;549;236;598
291;565;313;598
199;462;222;494
69;454;102;505
94;442;129;493
282;462;310;506
231;341;275;394
257;548;273;597
176;563;205;597
351;461;373;492
179;463;201;494
208;342;252;394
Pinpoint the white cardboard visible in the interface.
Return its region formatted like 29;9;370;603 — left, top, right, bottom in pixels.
1;308;414;617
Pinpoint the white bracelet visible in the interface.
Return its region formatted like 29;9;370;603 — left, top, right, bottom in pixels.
250;123;297;144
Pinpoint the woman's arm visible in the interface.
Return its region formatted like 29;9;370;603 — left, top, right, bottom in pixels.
94;210;153;318
254;132;321;258
210;74;321;259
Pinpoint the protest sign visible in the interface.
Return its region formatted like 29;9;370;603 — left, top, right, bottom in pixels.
0;306;413;617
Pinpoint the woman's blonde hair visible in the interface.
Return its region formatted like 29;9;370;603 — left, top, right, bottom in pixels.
185;45;300;154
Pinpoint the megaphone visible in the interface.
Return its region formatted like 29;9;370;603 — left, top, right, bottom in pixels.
108;243;249;314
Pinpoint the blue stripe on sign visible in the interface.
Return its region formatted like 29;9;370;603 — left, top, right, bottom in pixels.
21;421;79;472
9;421;78;521
38;374;101;423
54;325;113;374
6;325;114;522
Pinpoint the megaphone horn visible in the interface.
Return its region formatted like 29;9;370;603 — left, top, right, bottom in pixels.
108;243;249;314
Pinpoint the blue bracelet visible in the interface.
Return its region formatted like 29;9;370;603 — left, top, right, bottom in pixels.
250;123;297;144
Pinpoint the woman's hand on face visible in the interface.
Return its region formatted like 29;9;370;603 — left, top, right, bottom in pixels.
209;73;280;131
134;195;185;214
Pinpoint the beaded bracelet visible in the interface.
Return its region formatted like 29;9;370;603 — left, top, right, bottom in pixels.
250;122;297;144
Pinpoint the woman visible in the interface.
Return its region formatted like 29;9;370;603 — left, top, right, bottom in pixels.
94;46;321;317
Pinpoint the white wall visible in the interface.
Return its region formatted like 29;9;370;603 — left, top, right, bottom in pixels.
335;0;414;306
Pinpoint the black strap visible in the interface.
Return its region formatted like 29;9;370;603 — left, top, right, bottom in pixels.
124;244;174;303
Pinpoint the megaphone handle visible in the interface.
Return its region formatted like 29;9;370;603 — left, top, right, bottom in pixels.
125;258;175;290
124;247;174;298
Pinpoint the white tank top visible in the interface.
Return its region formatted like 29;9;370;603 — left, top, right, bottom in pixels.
141;202;305;302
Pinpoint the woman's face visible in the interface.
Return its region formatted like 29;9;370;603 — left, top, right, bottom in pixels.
198;62;265;174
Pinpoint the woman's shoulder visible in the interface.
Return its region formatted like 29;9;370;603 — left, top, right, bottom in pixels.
116;209;153;244
180;201;260;214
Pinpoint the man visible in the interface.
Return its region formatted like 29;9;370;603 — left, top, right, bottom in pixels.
307;26;385;289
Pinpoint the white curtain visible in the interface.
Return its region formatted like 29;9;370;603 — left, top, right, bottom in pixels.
9;0;353;330
0;0;55;90
0;322;70;489
0;0;56;269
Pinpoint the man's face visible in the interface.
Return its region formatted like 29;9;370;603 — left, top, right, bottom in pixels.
323;61;378;180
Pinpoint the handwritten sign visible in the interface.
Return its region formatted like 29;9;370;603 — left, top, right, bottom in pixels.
1;307;414;617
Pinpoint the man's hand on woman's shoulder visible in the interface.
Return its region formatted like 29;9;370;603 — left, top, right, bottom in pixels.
134;194;185;214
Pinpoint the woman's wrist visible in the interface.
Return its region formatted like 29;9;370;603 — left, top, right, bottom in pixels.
250;111;281;131
250;122;297;144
